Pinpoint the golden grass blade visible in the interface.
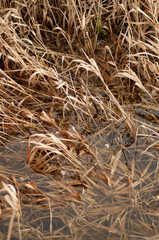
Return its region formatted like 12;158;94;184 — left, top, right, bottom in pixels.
114;69;154;101
110;150;122;176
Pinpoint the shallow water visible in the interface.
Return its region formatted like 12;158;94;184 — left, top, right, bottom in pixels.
0;110;158;240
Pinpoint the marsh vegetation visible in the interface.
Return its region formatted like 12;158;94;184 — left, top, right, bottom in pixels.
0;0;158;239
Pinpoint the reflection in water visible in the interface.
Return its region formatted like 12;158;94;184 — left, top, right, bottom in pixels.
0;110;159;240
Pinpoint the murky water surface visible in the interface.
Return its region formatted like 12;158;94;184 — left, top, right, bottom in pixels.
0;111;158;240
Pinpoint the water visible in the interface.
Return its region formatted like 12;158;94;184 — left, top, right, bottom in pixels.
0;109;158;239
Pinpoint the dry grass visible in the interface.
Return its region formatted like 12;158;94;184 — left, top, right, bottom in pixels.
0;0;158;239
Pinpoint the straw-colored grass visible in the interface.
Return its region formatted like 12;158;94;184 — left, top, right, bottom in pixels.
0;0;158;239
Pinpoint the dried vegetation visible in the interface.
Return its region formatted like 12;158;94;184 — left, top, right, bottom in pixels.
0;0;159;239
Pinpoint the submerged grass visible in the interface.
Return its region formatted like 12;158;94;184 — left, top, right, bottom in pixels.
0;0;159;239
